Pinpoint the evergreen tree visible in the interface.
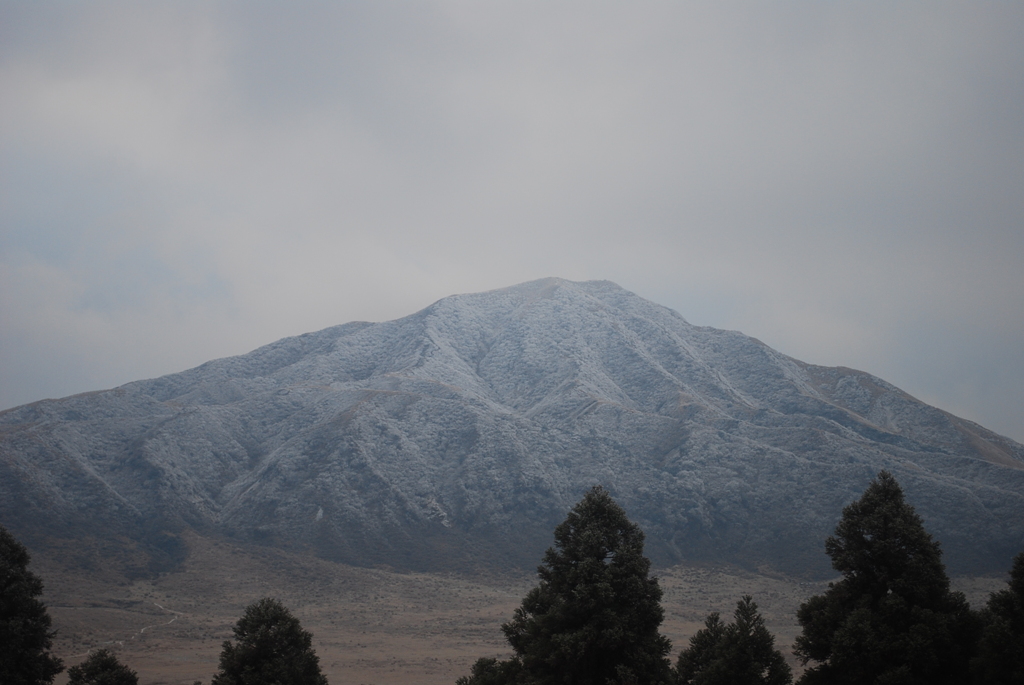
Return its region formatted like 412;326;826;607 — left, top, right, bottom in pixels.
793;471;978;685
675;596;791;685
67;649;138;685
674;612;727;685
460;486;673;685
212;597;328;685
456;657;523;685
0;524;64;685
971;551;1024;684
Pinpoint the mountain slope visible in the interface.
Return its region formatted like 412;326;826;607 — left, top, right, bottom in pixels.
2;278;1022;577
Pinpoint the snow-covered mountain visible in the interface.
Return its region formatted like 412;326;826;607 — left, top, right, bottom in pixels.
2;278;1022;576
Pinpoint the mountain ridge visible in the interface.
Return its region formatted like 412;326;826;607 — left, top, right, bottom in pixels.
2;277;1022;578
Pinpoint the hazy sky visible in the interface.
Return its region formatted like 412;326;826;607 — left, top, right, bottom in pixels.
2;2;1023;442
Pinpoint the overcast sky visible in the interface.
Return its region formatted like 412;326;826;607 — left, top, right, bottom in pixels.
2;2;1023;442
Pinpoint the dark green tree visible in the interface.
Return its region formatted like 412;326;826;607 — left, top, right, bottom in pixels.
971;550;1024;684
212;597;328;685
460;486;673;685
0;524;64;685
675;596;791;685
66;649;138;685
455;657;524;685
793;471;978;685
674;612;726;685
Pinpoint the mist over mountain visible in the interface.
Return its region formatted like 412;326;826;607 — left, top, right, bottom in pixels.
2;278;1022;577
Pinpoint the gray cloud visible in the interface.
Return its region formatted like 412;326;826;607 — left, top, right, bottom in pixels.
2;2;1023;441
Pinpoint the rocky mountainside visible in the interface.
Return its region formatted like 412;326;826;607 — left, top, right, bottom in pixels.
2;278;1023;577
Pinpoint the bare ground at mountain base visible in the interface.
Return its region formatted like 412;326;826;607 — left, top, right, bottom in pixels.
35;532;1005;685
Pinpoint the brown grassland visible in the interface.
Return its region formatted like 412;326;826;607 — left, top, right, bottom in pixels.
34;531;1003;685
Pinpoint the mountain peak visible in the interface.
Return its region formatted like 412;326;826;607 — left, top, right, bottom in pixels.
1;280;1022;578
